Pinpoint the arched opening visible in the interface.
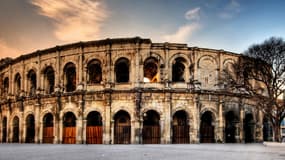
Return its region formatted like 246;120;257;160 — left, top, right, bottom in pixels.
200;111;215;143
172;58;186;82
225;111;238;143
143;110;160;144
63;112;76;144
172;110;189;143
3;77;9;96
2;117;7;142
115;58;130;83
143;58;158;83
244;113;254;143
114;110;131;144
43;66;55;94
14;73;21;95
43;113;54;143
25;114;35;143
87;59;102;84
263;117;273;141
12;116;19;143
86;111;103;144
64;63;76;92
27;70;37;96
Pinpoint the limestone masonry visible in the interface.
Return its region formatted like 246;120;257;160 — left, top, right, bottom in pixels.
0;37;267;144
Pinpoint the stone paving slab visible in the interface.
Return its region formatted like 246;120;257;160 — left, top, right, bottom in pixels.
0;144;285;160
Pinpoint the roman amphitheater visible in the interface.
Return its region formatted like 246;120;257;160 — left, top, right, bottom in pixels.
0;37;270;144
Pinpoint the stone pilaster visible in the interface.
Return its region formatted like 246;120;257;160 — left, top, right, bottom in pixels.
218;98;224;142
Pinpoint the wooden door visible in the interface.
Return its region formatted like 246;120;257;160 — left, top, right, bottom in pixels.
63;127;76;144
43;127;54;143
86;126;103;144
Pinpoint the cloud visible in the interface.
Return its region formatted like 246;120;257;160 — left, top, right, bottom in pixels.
30;0;108;42
0;39;21;58
185;7;201;21
162;23;201;43
219;0;240;19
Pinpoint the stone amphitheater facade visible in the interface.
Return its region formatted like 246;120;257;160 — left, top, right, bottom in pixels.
0;37;266;144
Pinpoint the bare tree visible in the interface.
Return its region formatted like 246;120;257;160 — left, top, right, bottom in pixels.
224;37;285;142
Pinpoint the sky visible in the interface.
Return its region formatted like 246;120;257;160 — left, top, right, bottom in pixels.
0;0;285;59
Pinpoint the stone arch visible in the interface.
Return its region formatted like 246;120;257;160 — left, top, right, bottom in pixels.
263;116;273;142
63;62;77;92
86;59;102;84
244;112;255;143
224;110;239;143
86;111;103;144
112;108;133;121
169;53;191;82
113;110;131;144
142;109;161;144
114;57;130;83
141;108;163;120
40;109;56;123
61;105;80;121
84;108;104;122
197;55;218;69
42;112;54;143
25;114;35;143
142;52;165;66
143;57;159;83
12;116;20;143
200;110;216;143
42;66;55;94
27;69;37;96
14;72;21;95
62;111;77;144
223;58;236;81
172;106;194;124
172;110;190;143
3;76;9;96
200;107;218;121
197;55;218;89
2;116;7;142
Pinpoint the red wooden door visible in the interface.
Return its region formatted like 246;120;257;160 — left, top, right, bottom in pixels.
63;127;76;144
43;127;54;143
86;126;103;144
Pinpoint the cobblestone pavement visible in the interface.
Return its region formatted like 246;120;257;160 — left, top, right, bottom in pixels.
0;143;285;160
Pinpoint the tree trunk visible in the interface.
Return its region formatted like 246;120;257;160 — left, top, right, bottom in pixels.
273;125;281;142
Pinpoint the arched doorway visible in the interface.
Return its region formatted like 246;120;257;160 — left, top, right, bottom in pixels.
172;57;186;82
200;111;215;143
86;111;103;144
12;116;19;143
63;112;76;144
143;57;159;83
225;111;238;143
143;110;160;144
26;114;35;143
2;117;7;142
64;63;76;92
115;58;130;83
114;110;131;144
244;113;254;143
43;113;54;143
263;117;273;141
172;110;189;143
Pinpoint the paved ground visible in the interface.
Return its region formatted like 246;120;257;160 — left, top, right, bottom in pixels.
0;144;285;160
